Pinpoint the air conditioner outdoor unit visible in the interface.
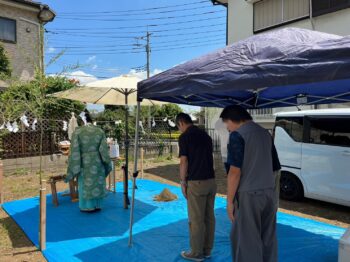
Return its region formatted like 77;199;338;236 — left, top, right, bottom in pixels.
245;0;261;3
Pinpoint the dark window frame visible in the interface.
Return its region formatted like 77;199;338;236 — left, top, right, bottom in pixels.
253;0;310;34
0;16;17;44
275;116;304;142
304;115;350;147
312;0;350;17
253;0;350;34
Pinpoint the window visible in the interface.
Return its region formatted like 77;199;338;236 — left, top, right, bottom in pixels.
307;117;350;147
312;0;350;17
254;0;309;32
0;17;16;43
275;117;304;142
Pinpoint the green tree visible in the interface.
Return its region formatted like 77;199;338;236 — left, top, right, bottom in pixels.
155;104;182;119
0;44;11;79
140;104;182;119
0;72;85;188
0;73;84;121
93;109;128;142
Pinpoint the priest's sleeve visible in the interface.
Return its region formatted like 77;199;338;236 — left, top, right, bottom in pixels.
99;133;112;177
65;132;81;182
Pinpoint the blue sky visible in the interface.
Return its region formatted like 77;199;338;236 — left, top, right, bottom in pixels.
44;0;227;83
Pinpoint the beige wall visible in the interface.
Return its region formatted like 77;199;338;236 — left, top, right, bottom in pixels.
0;2;41;80
227;0;350;44
227;0;254;43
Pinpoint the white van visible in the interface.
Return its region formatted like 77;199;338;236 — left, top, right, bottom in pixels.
274;109;350;207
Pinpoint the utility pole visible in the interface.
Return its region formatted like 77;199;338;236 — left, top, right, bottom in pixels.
146;31;151;79
146;32;152;128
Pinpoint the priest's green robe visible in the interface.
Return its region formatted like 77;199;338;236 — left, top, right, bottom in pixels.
66;124;112;211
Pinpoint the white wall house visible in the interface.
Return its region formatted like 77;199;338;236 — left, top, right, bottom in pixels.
209;0;350;129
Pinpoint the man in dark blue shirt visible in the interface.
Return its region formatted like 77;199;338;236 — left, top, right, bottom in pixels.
176;113;216;262
220;105;280;262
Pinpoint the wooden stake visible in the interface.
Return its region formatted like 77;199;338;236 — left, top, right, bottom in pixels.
113;159;116;193
140;148;144;179
39;180;46;251
108;164;112;191
0;161;3;204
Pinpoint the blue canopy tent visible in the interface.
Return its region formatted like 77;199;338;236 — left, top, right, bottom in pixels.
128;28;350;245
137;28;350;108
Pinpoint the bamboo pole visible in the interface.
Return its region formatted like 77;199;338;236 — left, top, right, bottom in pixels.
39;180;46;250
0;160;3;204
39;118;46;250
140;148;144;179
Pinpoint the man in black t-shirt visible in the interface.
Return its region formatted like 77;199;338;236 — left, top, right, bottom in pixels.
176;113;217;262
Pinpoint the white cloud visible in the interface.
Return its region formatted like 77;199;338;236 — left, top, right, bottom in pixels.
47;47;56;53
86;56;96;63
63;70;98;85
127;68;163;80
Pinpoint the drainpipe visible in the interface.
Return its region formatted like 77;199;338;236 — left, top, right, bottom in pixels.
309;0;315;30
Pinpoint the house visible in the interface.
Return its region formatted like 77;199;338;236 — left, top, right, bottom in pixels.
0;0;55;83
209;0;350;129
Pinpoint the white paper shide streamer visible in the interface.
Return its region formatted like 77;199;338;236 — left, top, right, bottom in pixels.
62;121;68;131
79;112;87;125
139;120;145;134
20;114;30;127
12;121;19;133
6;121;13;132
32;118;38;131
168;119;176;128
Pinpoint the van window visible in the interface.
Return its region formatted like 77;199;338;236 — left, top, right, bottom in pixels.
275;117;303;142
308;117;350;147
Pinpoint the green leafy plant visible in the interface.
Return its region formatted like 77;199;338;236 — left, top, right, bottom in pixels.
0;44;11;79
0;73;84;122
0;71;84;183
140;104;182;119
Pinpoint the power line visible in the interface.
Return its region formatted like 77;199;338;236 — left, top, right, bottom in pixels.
48;37;226;51
56;10;225;22
48;16;226;31
154;34;225;44
47;33;226;47
60;0;209;14
47;50;143;56
46;41;224;56
59;5;212;18
154;41;224;51
47;31;142;39
51;23;226;35
47;28;226;39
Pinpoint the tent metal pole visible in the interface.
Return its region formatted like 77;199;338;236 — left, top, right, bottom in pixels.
124;93;130;209
129;100;141;247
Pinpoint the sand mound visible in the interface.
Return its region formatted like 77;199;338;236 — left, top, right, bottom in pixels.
153;188;178;202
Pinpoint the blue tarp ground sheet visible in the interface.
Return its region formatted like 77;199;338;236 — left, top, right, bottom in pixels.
2;180;346;262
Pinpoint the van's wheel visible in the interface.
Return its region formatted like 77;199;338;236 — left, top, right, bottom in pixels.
280;173;304;201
